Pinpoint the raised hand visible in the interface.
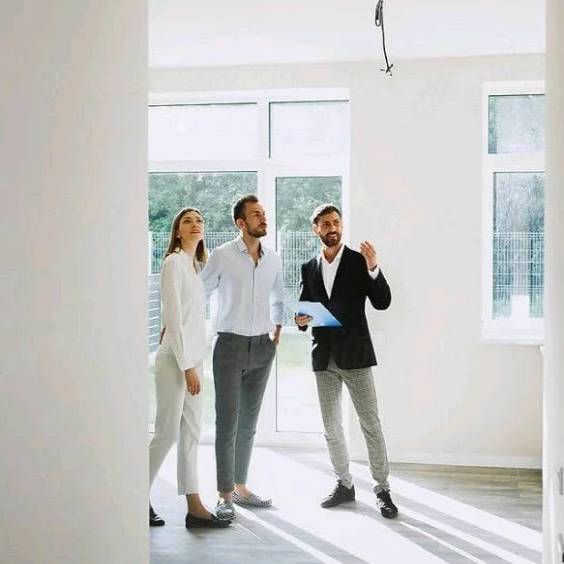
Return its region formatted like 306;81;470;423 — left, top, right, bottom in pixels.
359;240;378;271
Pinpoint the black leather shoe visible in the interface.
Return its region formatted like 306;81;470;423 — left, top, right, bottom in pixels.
376;490;398;519
321;481;355;508
185;512;231;529
149;505;165;527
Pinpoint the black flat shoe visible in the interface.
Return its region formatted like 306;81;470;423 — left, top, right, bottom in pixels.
150;505;165;527
185;512;231;529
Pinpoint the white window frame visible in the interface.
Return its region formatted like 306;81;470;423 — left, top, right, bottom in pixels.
149;88;350;246
149;88;350;445
481;81;545;345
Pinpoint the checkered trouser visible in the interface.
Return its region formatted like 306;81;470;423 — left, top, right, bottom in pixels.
314;358;390;493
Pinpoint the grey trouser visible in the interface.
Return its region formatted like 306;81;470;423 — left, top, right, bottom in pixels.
314;358;390;493
213;332;276;493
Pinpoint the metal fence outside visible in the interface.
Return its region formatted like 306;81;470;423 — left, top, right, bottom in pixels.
148;273;161;354
492;231;544;318
149;231;237;275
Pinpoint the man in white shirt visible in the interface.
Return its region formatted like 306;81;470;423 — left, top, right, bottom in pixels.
202;194;284;520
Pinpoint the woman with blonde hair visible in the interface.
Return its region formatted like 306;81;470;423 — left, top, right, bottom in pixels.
149;207;230;529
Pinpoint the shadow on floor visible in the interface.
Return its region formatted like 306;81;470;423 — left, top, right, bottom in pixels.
150;445;542;564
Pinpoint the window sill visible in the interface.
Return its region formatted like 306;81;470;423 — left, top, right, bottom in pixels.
480;335;544;346
481;326;544;346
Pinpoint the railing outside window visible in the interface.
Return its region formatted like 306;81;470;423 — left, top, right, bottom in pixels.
492;231;544;320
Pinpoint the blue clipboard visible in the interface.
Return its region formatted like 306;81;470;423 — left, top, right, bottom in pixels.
296;301;342;327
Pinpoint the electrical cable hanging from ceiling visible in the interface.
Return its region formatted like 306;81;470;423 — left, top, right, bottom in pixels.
375;0;394;75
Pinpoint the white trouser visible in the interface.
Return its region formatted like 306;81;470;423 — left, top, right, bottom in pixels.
149;353;204;495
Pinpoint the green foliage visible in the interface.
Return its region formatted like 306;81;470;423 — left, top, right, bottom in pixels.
149;173;342;234
149;172;257;233
493;173;544;232
275;176;342;231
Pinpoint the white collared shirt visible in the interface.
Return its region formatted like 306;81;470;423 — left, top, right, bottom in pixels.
202;236;284;336
159;250;206;371
318;244;381;298
319;243;346;298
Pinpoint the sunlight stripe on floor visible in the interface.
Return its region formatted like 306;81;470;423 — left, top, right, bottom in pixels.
233;507;355;564
400;521;492;564
394;506;538;564
349;461;541;552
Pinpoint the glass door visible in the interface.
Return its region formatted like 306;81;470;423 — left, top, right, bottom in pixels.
148;94;350;446
275;176;342;433
257;168;346;444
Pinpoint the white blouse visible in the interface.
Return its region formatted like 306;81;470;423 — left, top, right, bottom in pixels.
158;250;206;371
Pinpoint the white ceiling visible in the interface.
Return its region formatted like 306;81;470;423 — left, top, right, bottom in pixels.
149;0;545;68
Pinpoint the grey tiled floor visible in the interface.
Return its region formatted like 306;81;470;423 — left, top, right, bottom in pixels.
150;445;541;564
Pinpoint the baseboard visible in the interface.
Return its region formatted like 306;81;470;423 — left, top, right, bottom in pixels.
385;451;542;470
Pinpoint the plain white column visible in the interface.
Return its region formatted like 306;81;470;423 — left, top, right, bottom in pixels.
0;2;148;564
543;0;564;561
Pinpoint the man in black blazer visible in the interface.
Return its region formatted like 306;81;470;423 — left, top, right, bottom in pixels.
295;203;398;519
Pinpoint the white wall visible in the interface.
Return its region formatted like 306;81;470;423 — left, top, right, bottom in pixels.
150;53;544;468
149;0;545;67
0;2;148;563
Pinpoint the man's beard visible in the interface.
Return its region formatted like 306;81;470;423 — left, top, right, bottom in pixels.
321;232;341;247
247;225;267;238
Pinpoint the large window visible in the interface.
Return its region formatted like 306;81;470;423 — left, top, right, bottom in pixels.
149;104;259;161
483;83;545;343
148;90;349;442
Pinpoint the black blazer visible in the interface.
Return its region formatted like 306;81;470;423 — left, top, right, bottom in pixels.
297;246;391;371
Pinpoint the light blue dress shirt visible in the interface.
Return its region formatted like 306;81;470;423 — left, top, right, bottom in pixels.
201;236;284;337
